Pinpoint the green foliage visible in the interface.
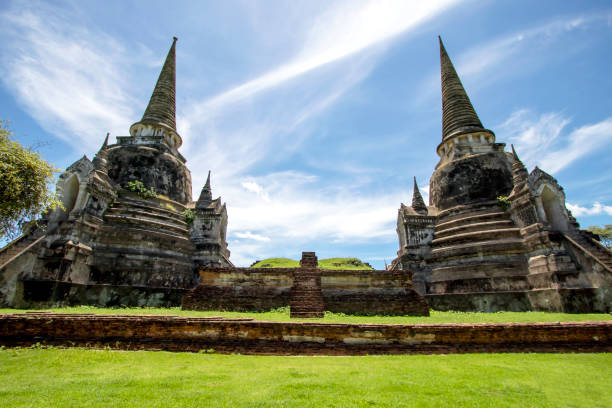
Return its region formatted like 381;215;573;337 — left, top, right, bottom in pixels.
587;224;612;249
127;180;158;199
318;257;373;270
250;258;300;268
0;120;61;238
182;209;195;225
0;349;610;407
497;195;511;211
251;257;373;270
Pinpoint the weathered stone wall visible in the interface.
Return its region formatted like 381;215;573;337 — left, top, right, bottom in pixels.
107;145;192;204
182;267;430;316
430;151;513;211
19;280;186;308
1;313;610;355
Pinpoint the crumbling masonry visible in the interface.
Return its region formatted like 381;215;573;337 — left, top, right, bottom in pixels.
391;38;612;313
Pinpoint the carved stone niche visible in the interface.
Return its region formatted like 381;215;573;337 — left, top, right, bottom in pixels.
528;168;571;232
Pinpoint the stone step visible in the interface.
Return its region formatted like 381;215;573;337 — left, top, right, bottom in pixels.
435;210;509;233
432;228;521;246
427;238;526;263
112;197;184;218
428;275;531;294
107;207;188;228
104;214;189;236
430;261;528;282
434;220;515;239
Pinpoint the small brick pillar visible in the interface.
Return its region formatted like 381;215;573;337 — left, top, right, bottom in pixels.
290;252;325;318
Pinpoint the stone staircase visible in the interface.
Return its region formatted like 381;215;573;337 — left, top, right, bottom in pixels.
563;230;612;272
103;196;190;238
0;227;45;270
424;205;531;311
290;252;324;318
92;196;195;288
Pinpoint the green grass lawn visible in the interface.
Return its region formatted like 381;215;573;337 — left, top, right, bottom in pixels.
1;306;610;324
0;348;609;407
251;257;373;270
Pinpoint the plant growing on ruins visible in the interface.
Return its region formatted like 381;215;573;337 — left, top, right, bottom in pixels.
496;195;511;211
127;180;158;199
0;120;62;239
183;209;195;225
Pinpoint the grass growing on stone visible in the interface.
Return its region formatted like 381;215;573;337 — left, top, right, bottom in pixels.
250;257;300;268
0;348;610;407
1;306;611;324
250;257;373;270
317;257;373;270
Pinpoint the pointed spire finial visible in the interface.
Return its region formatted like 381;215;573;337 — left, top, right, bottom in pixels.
511;144;521;162
197;170;213;206
102;132;109;149
204;170;211;189
140;37;177;131
510;144;528;188
439;37;491;143
411;177;428;215
92;133;110;172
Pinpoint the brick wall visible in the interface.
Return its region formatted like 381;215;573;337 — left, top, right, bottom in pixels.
182;266;429;316
1;313;610;355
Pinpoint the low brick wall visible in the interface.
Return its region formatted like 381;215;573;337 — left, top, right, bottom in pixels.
182;267;430;316
1;313;610;355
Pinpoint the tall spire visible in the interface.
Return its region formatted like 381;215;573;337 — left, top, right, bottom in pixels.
142;37;177;130
129;37;182;149
411;177;428;215
196;171;213;208
439;36;490;142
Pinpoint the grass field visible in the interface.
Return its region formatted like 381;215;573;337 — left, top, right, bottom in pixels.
1;306;611;324
251;257;373;270
0;348;609;407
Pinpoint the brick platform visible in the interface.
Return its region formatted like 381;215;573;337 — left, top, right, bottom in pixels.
1;313;610;355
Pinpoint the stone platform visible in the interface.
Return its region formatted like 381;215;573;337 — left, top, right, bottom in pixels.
1;312;610;355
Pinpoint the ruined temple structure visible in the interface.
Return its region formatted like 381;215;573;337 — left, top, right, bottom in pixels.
0;38;231;307
392;38;612;313
183;252;429;316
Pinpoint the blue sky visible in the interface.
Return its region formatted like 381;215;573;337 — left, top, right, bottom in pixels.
1;0;611;268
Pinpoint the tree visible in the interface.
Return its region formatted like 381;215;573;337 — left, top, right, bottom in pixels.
587;225;612;250
0;120;61;239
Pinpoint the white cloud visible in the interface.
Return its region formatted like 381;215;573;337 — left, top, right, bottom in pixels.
0;1;457;267
0;2;140;152
498;110;612;173
181;0;460;188
417;13;612;100
234;231;271;242
221;170;405;266
567;202;612;217
188;0;459;117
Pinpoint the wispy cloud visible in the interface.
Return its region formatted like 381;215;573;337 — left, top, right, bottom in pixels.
222;170;405;266
0;2;140;152
418;12;612;100
567;202;612;217
188;0;459;118
498;109;612;173
182;0;460;188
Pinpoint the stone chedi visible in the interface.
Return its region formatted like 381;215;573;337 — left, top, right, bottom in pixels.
0;38;231;307
393;38;612;313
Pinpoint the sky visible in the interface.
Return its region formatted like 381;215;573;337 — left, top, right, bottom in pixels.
1;0;611;268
